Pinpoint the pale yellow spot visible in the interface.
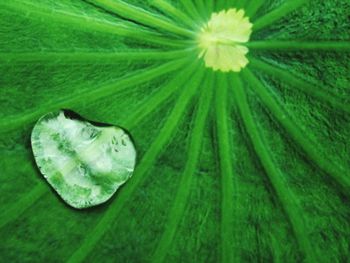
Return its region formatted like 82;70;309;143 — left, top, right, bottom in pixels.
198;9;253;72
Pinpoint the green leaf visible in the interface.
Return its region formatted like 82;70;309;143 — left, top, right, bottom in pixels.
1;0;349;262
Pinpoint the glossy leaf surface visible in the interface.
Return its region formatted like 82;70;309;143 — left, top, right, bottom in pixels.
0;0;349;262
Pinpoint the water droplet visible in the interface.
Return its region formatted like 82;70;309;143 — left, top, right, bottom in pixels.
31;110;137;209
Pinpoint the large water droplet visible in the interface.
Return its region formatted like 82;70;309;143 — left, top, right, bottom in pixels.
31;110;136;209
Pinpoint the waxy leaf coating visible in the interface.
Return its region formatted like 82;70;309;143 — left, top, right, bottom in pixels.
1;0;350;262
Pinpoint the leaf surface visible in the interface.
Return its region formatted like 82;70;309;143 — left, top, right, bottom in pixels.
1;0;350;262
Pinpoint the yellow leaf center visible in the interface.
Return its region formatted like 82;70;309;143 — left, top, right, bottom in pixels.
198;9;253;72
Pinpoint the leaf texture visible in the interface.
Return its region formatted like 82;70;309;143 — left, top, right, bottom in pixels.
0;0;350;262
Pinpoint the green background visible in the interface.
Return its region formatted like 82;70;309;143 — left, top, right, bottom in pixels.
0;0;349;262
